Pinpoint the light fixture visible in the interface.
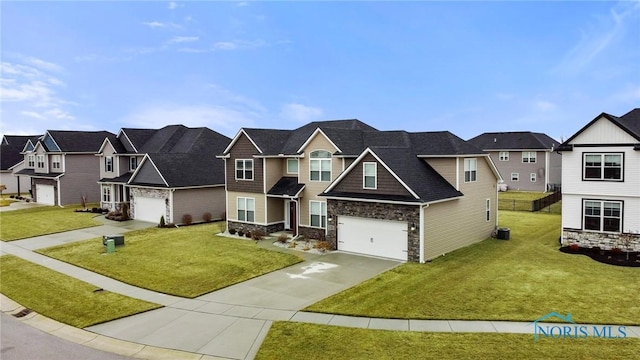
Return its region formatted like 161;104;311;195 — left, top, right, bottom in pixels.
165;198;169;205
410;222;417;232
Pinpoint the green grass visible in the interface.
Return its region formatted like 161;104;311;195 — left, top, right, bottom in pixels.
498;191;547;201
256;322;640;360
305;211;640;325
0;255;160;328
0;204;102;241
38;222;303;298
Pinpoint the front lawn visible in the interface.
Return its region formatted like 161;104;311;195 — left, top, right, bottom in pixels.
0;255;160;328
256;322;640;360
305;211;640;325
38;222;303;298
498;191;547;201
0;204;102;241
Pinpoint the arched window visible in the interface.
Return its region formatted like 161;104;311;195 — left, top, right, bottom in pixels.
309;150;331;181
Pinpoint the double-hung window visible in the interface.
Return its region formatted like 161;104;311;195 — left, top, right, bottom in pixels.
584;200;622;232
464;158;477;182
310;150;331;181
37;155;45;169
235;159;253;180
522;152;537;163
485;199;491;222
363;162;377;189
511;173;519;181
105;156;113;172
530;173;537;182
130;157;138;171
28;155;35;168
583;153;623;181
237;197;255;222
310;201;327;228
499;151;509;161
52;155;61;170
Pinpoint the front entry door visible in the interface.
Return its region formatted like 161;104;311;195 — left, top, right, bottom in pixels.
285;200;297;236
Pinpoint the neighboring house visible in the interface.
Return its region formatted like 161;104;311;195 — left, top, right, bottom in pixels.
14;130;115;206
468;131;561;192
221;120;500;262
0;135;41;194
559;108;640;251
97;125;230;225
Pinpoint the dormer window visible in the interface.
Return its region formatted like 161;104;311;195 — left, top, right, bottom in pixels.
363;162;377;189
310;150;331;182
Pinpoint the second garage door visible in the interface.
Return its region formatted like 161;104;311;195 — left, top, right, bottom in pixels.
35;184;55;205
337;216;408;261
135;196;166;223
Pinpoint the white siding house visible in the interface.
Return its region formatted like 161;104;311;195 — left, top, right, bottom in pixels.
559;109;640;251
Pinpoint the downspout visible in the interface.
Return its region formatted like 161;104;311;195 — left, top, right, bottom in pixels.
56;177;62;207
223;157;229;229
545;151;550;192
455;157;460;191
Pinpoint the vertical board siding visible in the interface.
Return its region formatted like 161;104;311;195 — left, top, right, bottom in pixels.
226;134;263;193
569;118;639;144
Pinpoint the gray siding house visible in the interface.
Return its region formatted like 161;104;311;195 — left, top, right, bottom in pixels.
15;130;115;206
0;135;41;195
468;131;561;192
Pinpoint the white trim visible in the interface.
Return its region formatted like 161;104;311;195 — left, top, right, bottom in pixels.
309;200;327;229
455;157;460;190
322;194;462;206
297;128;342;154
118;129;138;153
419;204;428;263
286;158;299;175
235;159;254;181
363;162;377;189
127;155;170;187
309;150;332;182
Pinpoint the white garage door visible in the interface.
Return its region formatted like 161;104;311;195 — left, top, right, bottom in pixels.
135;196;166;223
337;216;408;261
35;184;55;205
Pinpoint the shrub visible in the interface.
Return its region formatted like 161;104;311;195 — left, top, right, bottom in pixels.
182;213;193;225
277;234;288;243
229;228;237;235
159;216;165;228
203;212;213;222
166;223;176;228
314;240;333;251
245;231;252;238
237;230;244;236
9;195;14;198
25;199;30;202
611;248;623;254
251;230;266;241
569;243;580;251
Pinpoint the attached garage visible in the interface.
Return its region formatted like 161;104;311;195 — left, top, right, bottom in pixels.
35;184;55;205
337;216;408;261
134;196;166;223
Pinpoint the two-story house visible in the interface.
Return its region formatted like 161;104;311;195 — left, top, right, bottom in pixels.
221;120;500;262
559;108;640;251
97;125;230;224
1;135;41;195
468;131;561;192
15;130;115;206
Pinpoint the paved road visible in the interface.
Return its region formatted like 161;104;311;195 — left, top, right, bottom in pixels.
1;313;132;360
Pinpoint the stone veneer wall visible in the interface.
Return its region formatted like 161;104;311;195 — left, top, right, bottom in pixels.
298;226;327;241
326;199;420;262
226;221;284;236
130;188;170;223
563;230;640;252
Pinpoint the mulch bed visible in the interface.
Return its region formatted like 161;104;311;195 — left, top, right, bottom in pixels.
559;246;640;267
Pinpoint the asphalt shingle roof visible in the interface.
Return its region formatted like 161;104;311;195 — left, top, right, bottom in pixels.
267;177;306;197
467;131;558;151
46;130;116;152
0;135;41;170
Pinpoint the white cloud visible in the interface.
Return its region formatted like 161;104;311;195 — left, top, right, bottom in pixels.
166;36;199;44
213;41;239;50
20;111;45;119
534;100;557;112
24;56;63;73
168;2;179;10
280;103;324;122
142;21;182;29
212;39;267;51
236;2;249;7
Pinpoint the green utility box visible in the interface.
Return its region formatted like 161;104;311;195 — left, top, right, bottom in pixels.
105;239;116;254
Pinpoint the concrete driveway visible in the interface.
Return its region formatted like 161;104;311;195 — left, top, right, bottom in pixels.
86;252;400;360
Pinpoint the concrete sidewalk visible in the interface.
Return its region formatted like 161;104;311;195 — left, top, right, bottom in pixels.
2;221;639;360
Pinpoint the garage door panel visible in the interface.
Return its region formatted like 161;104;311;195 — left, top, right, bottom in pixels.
36;184;55;205
135;197;166;223
337;216;407;261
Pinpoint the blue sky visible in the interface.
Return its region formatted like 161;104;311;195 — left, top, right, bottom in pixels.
1;1;639;142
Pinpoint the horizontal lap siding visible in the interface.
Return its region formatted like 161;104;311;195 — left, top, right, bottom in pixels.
423;157;496;261
489;151;547;192
59;155;102;205
227;191;266;224
173;187;226;224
